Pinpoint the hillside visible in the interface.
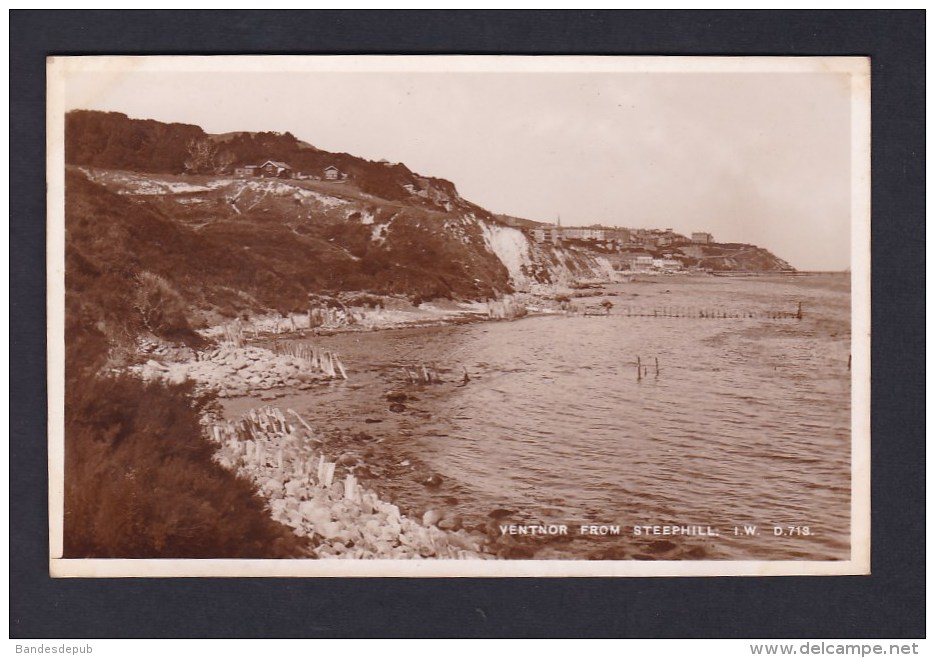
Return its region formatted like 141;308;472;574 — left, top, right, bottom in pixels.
68;163;613;328
494;213;545;229
677;242;793;272
68;166;508;320
64;110;794;336
65;110;496;215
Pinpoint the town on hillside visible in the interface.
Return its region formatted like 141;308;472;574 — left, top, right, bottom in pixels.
526;221;720;274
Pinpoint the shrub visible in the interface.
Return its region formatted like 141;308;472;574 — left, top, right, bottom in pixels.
133;271;198;342
64;374;307;558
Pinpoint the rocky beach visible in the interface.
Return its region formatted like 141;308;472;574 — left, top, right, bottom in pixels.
130;296;565;559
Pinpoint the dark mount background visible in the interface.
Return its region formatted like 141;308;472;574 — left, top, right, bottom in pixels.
11;10;924;639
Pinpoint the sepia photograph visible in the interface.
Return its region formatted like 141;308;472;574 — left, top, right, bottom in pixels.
47;55;870;577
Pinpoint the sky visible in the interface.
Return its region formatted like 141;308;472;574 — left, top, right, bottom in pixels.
61;59;862;270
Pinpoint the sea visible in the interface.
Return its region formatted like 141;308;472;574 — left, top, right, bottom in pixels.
231;274;853;560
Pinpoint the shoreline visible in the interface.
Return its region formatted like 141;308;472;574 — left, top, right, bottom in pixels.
209;405;493;559
134;292;572;559
133;280;648;559
130;274;838;560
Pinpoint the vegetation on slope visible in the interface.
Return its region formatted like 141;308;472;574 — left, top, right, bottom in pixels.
66;110;494;217
67;168;513;321
64;373;307;558
65;170;313;557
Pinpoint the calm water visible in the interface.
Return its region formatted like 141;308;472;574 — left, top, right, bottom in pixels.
241;276;852;560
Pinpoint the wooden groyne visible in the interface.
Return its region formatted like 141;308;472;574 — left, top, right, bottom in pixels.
271;340;348;380
400;362;444;385
636;356;660;381
621;305;803;320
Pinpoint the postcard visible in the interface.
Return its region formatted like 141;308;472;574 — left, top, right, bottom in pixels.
47;55;870;577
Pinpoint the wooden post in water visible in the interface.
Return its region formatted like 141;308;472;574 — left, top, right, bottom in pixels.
637;356;642;381
655;357;660;378
796;301;803;320
334;355;348;380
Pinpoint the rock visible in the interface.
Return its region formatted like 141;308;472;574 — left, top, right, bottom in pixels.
386;392;408;403
438;515;463;531
286;510;304;528
359;495;376;516
389;402;406;413
303;505;332;533
393;546;415;559
284;479;304;497
362;518;383;536
167;371;187;385
269;499;287;516
261;478;283;496
318;521;343;540
422;473;443;488
329;481;345;500
422;509;443;527
448;532;481;553
364;418;383;424
488;508;516;519
337;452;359;466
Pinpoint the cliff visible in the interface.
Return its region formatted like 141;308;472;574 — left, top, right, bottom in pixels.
65;112;617;329
65;110;791;343
676;242;794;272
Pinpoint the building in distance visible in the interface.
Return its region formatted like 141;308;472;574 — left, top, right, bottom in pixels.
234;161;294;178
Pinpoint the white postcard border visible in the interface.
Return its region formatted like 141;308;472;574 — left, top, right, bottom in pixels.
46;55;872;578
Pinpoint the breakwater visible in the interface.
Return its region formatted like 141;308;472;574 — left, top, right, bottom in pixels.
210;406;491;559
134;343;343;398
